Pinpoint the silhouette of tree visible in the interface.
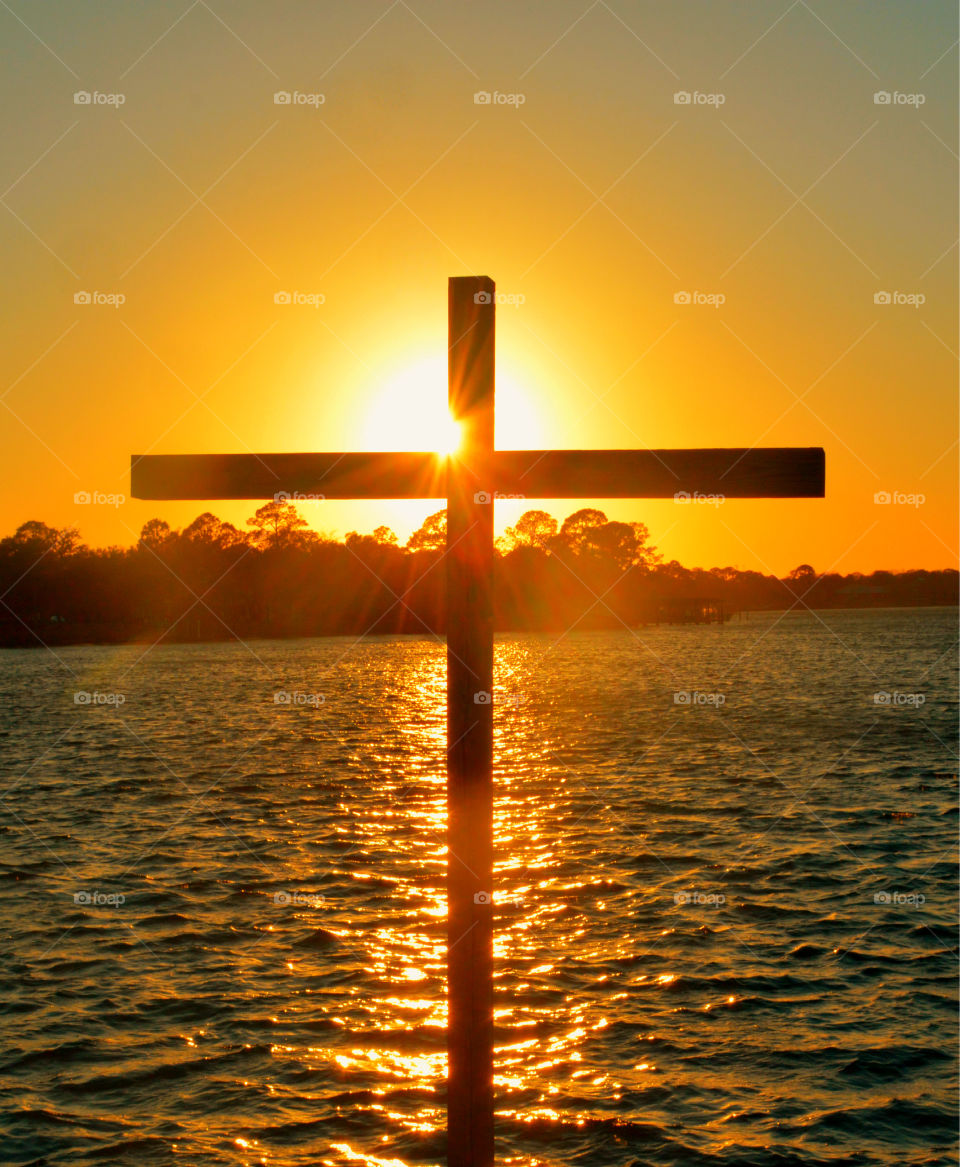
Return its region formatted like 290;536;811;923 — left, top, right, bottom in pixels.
499;509;558;553
630;522;661;568
557;508;607;554
182;512;245;549
246;499;312;550
138;518;172;551
346;525;399;552
0;506;955;648
407;509;447;552
1;520;80;557
583;520;640;570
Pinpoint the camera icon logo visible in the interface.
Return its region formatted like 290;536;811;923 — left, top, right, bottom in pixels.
873;691;892;705
473;891;491;904
74;891;91;904
474;91;492;105
73;91;92;105
74;291;92;305
474;691;491;705
274;291;292;304
74;491;92;504
873;491;891;504
274;91;292;104
874;291;891;305
74;691;92;704
874;891;892;903
473;490;492;504
273;891;292;904
873;91;891;105
273;491;291;502
673;891;691;904
673;691;691;705
673;290;691;304
274;691;292;704
473;290;492;304
673;490;691;502
673;91;691;105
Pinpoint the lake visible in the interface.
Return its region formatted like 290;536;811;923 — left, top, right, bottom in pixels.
0;608;956;1166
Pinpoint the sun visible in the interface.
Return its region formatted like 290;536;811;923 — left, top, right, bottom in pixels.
361;352;541;455
361;354;461;455
436;414;463;456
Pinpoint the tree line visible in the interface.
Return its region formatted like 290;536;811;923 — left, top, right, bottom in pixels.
0;502;955;646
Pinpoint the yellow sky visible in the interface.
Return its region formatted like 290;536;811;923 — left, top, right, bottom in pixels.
1;1;956;573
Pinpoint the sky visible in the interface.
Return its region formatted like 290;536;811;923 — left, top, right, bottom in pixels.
0;0;956;574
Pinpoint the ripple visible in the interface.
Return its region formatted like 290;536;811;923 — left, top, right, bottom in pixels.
0;611;957;1166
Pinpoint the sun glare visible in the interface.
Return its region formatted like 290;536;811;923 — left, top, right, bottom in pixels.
362;355;461;456
437;414;463;456
361;352;542;455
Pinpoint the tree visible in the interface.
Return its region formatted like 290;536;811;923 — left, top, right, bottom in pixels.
787;564;816;584
406;509;447;553
629;522;661;569
246;500;312;551
499;509;558;553
710;566;739;583
557;508;608;555
584;520;639;571
347;525;399;552
182;512;245;550
138;518;172;552
0;521;80;557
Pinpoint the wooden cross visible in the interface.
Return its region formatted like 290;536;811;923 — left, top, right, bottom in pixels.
131;276;824;1167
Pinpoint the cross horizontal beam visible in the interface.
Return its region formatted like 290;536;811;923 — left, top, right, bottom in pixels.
131;447;824;501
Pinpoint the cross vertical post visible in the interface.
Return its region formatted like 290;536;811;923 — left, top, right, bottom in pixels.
445;275;496;1167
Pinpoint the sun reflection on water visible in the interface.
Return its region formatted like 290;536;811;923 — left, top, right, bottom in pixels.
258;635;662;1157
1;612;952;1166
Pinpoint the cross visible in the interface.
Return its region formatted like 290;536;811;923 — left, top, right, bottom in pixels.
131;276;824;1167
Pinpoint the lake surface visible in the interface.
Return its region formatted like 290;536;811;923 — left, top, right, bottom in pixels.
0;609;957;1167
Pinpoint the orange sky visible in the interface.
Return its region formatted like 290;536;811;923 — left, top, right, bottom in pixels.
1;1;956;574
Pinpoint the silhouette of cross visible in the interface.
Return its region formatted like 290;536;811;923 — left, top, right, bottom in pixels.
131;275;824;1167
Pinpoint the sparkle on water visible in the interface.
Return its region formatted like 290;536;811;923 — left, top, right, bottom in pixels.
0;609;956;1166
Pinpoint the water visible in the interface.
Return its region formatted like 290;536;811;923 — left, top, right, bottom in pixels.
0;608;956;1167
